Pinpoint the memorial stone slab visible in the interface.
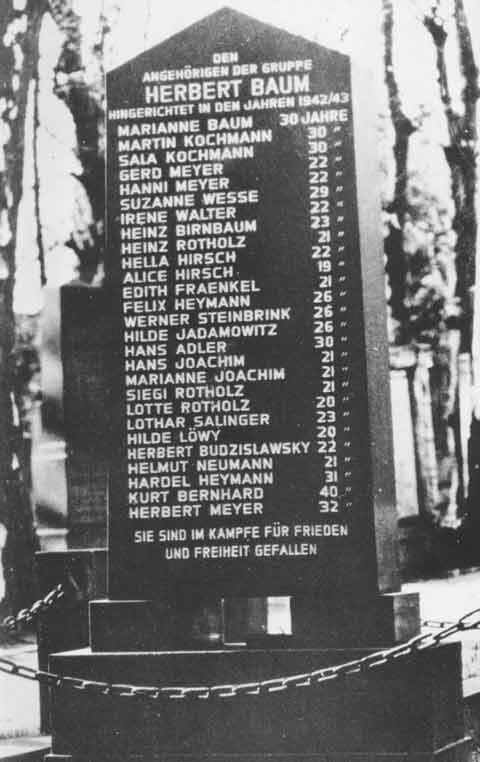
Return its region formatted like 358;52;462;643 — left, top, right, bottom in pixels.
106;7;399;605
61;285;111;546
45;11;471;762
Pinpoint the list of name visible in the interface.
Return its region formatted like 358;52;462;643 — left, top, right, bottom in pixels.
108;49;362;573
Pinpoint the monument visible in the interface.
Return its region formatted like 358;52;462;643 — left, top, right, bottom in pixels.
45;9;471;761
101;3;412;645
61;285;111;547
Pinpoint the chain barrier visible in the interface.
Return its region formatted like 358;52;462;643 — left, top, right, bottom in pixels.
422;618;456;629
1;584;67;633
1;586;480;701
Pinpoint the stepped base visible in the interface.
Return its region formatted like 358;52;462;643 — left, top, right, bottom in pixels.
89;592;420;651
47;642;468;761
44;743;473;762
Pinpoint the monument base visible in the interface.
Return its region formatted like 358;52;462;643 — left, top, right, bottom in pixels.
47;642;470;761
89;592;420;651
45;747;473;761
36;550;107;733
89;597;223;651
288;590;420;647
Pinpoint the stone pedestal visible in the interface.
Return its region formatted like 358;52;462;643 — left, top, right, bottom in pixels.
45;586;472;761
89;598;224;651
287;591;419;647
44;593;471;761
88;592;420;651
47;642;471;761
36;550;107;733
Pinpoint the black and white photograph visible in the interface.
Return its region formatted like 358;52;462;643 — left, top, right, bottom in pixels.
1;1;480;760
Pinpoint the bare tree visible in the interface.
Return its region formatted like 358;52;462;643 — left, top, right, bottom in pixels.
423;0;477;346
382;0;418;342
0;0;48;617
382;0;445;521
423;0;479;524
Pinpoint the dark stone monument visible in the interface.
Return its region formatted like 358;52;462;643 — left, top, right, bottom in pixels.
61;285;112;547
46;9;471;761
100;3;415;645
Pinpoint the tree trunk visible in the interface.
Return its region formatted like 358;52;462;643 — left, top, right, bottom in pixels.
423;0;478;527
431;329;462;526
0;0;47;617
382;0;418;344
411;345;440;520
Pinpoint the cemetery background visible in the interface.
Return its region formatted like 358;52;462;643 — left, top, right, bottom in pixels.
1;0;480;754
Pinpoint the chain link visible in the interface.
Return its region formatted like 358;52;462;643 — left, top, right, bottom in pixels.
1;603;480;701
1;584;67;633
422;619;456;629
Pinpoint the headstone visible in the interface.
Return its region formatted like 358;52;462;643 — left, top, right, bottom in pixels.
105;6;400;608
46;12;470;762
61;285;111;547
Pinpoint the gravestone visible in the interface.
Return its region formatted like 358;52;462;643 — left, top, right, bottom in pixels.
46;10;471;761
105;6;400;614
61;285;111;547
97;5;416;646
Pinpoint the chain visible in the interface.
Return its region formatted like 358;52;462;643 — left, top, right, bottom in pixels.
1;605;480;701
422;618;456;629
1;584;66;633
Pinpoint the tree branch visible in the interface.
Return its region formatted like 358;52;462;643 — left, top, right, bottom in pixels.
33;60;46;286
455;0;478;142
383;0;417;224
